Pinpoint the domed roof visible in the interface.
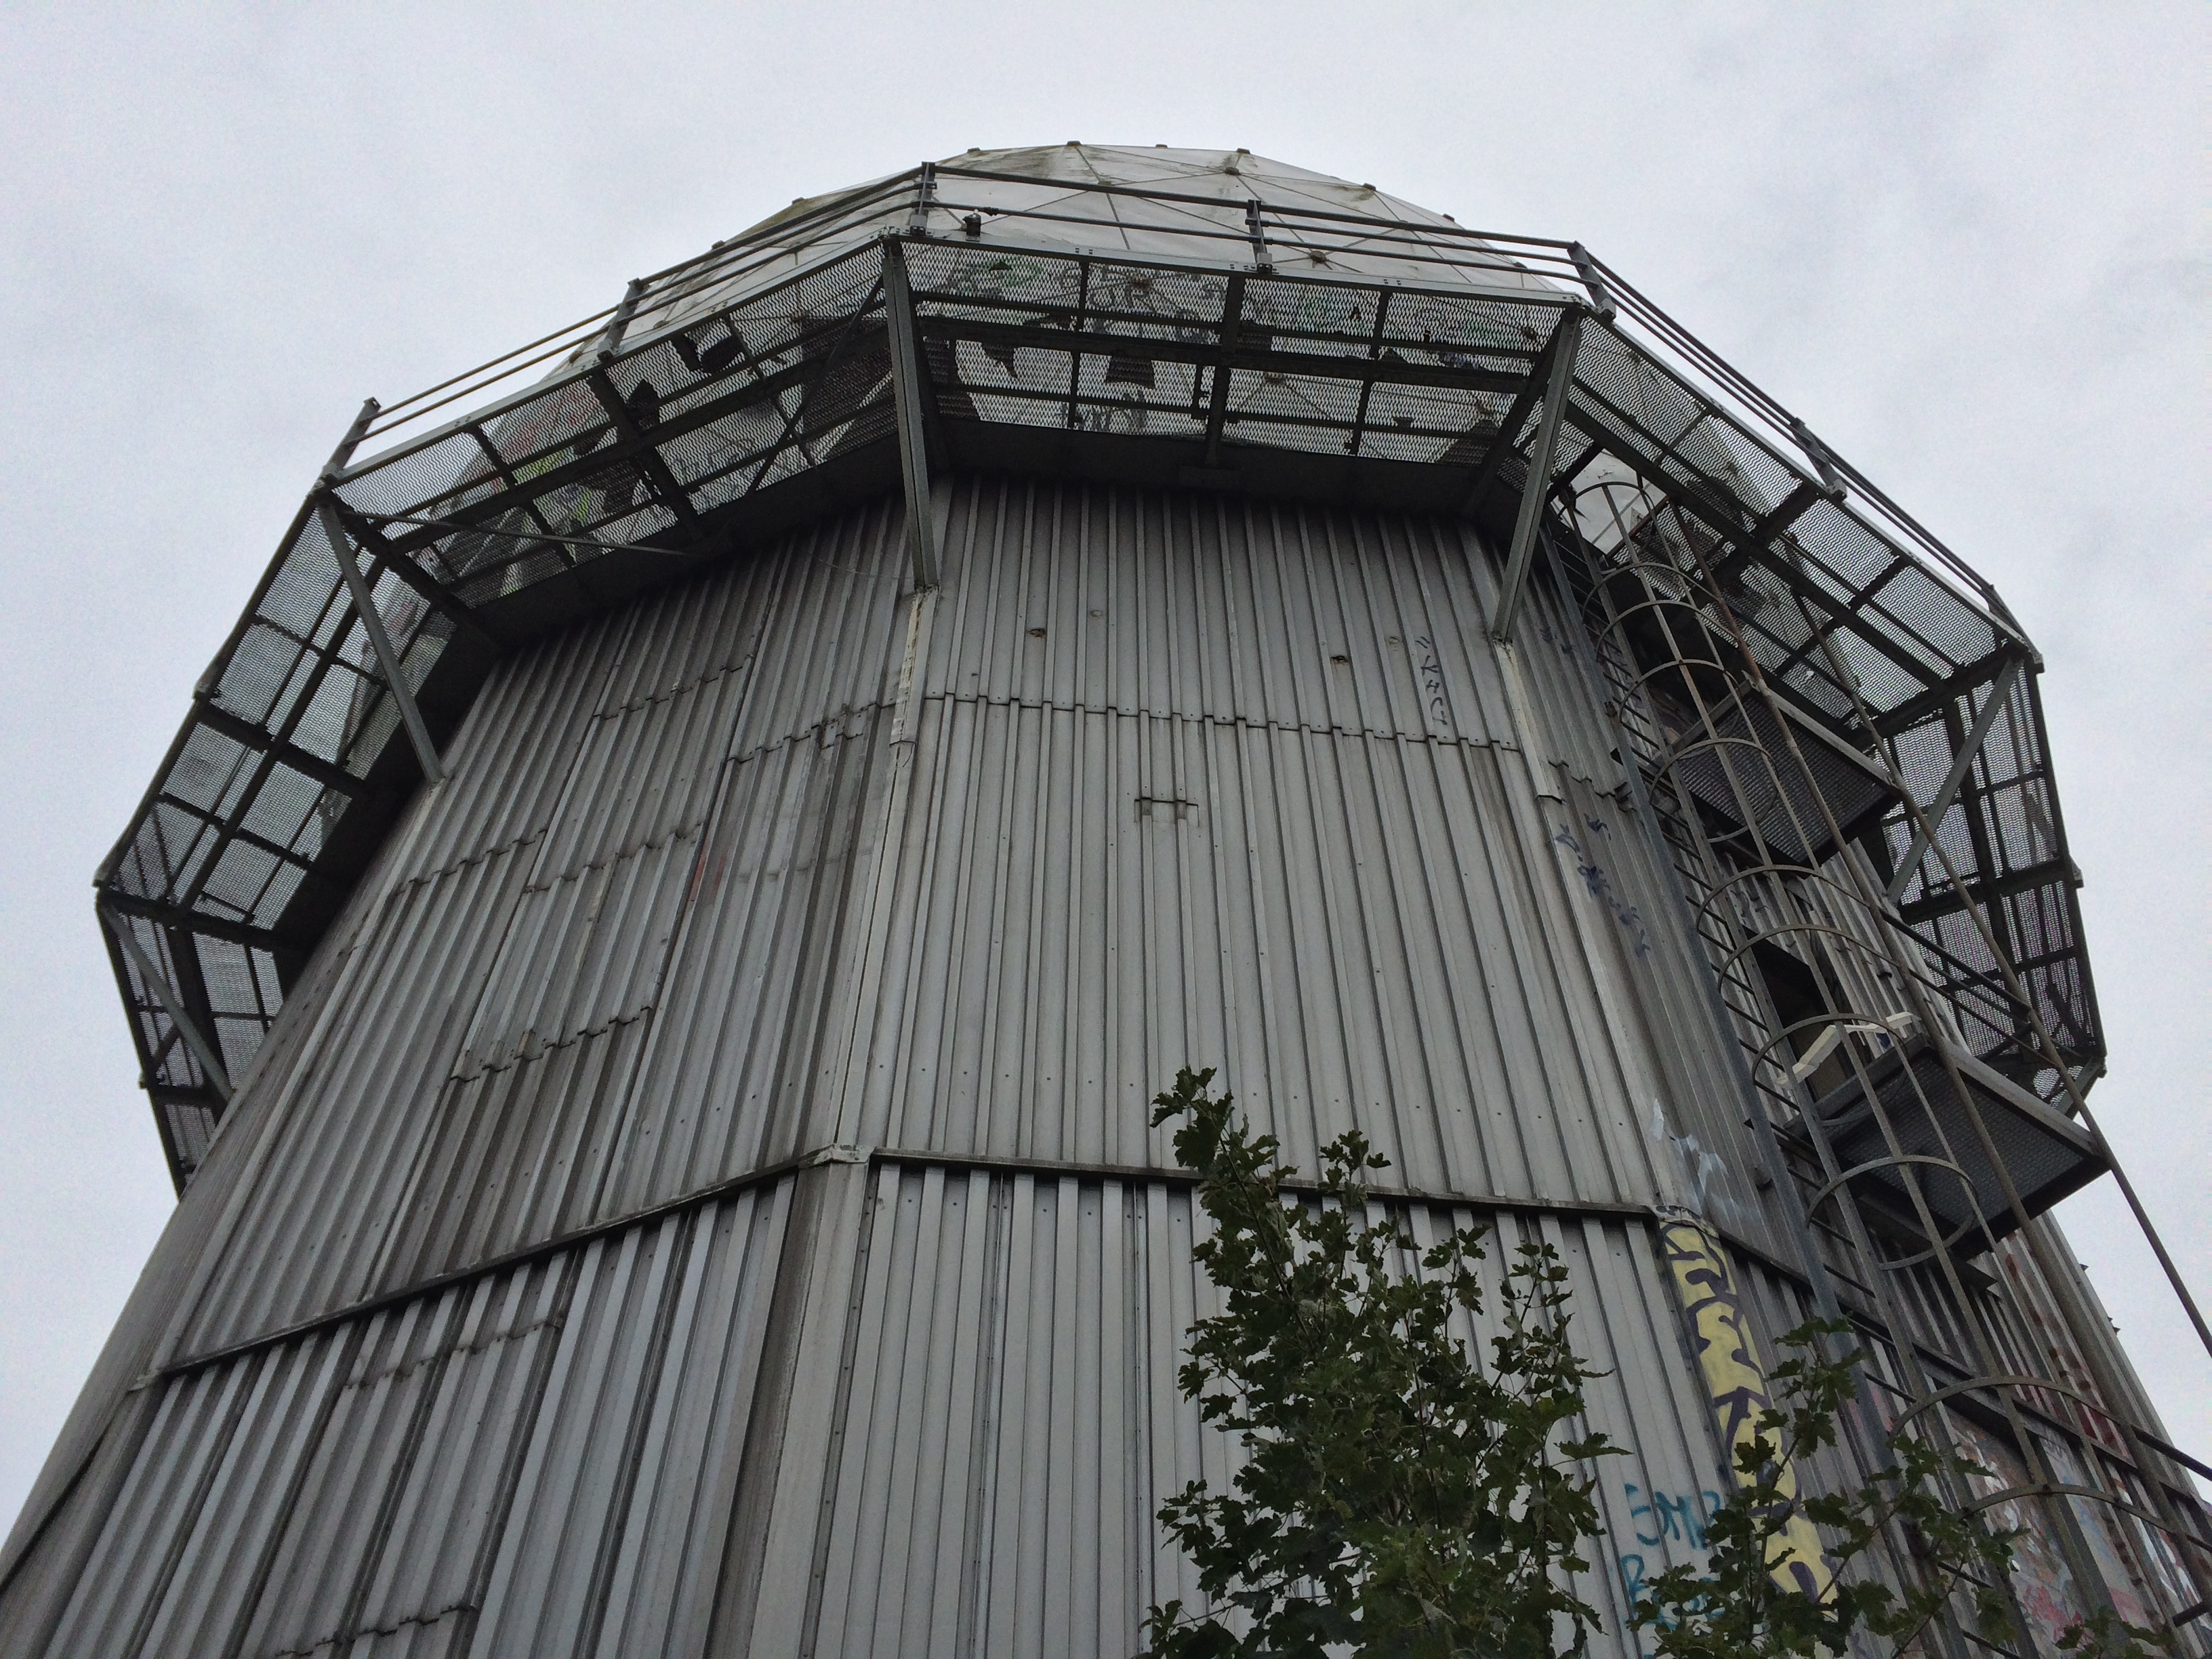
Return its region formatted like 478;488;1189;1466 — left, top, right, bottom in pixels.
624;144;1562;354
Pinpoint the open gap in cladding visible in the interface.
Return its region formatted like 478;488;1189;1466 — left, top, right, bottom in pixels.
98;167;2097;1188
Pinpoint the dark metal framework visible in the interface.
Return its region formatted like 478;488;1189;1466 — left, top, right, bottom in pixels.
1544;485;2210;1639
94;163;2101;1196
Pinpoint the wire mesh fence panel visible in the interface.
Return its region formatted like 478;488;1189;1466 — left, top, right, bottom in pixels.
97;186;2101;1195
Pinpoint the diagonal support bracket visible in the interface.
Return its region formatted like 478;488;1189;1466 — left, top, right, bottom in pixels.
1492;309;1582;642
1460;304;1579;518
584;369;705;537
102;905;232;1101
316;495;445;785
1885;655;2025;905
884;245;940;590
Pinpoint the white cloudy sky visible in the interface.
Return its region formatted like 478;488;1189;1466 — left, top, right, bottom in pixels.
0;3;2203;1532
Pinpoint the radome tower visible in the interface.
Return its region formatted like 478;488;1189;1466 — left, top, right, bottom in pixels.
6;146;2206;1657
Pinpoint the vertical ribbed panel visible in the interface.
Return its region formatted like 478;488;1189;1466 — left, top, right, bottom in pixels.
838;696;1658;1198
398;613;638;881
1547;769;1788;1256
454;825;698;1079
811;1165;1178;1658
926;480;1513;744
234;1261;569;1659
181;839;537;1352
716;498;911;759
386;1019;653;1292
602;708;895;1210
43;1256;567;1659
798;1163;1742;1659
590;478;1672;1212
473;1187;789;1659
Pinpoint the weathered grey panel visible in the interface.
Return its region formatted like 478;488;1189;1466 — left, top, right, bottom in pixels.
382;1019;654;1293
400;613;638;882
232;1262;569;1659
835;697;1658;1197
473;1188;788;1658
927;479;1514;744
794;1165;1734;1658
601;708;896;1210
15;477;1867;1656
715;499;912;761
180;839;537;1353
43;1257;567;1659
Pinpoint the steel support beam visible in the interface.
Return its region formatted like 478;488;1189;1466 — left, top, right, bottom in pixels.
1710;478;1826;588
316;496;445;785
102;906;232;1101
583;370;705;536
1459;305;1579;517
1885;655;2025;904
1898;852;2072;928
1201;275;1248;466
1492;309;1582;642
884;245;939;589
98;890;298;955
328;501;505;650
191;700;373;800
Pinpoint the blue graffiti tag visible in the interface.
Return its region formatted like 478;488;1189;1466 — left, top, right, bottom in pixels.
1617;1482;1726;1643
1553;822;1652;958
1623;1481;1722;1548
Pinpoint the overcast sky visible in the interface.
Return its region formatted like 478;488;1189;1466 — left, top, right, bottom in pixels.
1;3;2203;1532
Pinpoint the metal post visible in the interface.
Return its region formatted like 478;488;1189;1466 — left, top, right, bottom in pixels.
316;495;445;784
1884;655;2024;903
1245;200;1271;272
322;396;381;480
1567;242;1616;320
1202;275;1247;466
1789;417;1845;497
907;162;937;236
594;278;647;364
1492;309;1580;641
103;907;232;1101
884;247;939;590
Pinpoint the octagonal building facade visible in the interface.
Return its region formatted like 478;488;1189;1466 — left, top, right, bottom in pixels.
5;147;2205;1658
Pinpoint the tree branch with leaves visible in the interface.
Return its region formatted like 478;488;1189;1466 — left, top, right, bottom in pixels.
1141;1067;2166;1659
1143;1067;1617;1658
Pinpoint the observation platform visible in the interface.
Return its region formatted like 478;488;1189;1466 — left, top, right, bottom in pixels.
94;145;2100;1190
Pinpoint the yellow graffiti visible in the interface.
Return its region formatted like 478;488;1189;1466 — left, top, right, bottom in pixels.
1658;1211;1835;1599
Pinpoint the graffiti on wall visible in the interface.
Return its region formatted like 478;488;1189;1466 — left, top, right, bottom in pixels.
1655;1210;1835;1600
1614;1477;1725;1618
1553;818;1652;960
1950;1417;2090;1658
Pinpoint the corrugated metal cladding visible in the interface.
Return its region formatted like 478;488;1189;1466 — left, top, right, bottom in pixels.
7;477;1814;1654
18;1166;1778;1659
